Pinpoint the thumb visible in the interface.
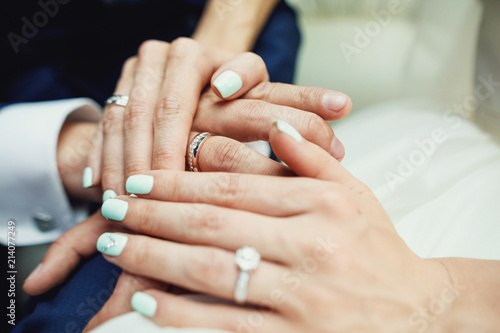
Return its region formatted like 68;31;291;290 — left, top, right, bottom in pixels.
83;272;164;332
211;52;269;100
23;212;122;295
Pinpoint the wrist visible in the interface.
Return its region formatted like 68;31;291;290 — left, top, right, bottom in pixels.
433;258;500;333
57;121;101;202
192;0;279;53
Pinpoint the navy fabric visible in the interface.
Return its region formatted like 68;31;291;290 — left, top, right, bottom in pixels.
13;255;122;333
1;0;300;107
6;0;299;331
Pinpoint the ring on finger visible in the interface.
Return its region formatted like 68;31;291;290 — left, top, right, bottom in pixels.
188;132;212;172
104;95;129;108
234;246;261;304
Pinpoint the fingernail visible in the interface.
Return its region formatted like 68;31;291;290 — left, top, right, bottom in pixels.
131;292;157;317
213;70;243;98
322;92;348;112
82;167;93;188
102;189;117;202
330;137;345;160
101;199;129;221
126;175;154;194
273;119;303;143
130;194;138;198
97;232;128;256
26;263;43;281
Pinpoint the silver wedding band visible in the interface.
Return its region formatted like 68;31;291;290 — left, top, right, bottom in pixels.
188;132;212;172
234;246;261;304
105;95;129;108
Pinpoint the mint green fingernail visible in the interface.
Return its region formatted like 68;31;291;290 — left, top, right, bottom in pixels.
96;232;128;256
101;199;128;221
82;167;93;188
213;70;243;98
102;189;117;202
273;119;303;143
126;175;154;194
131;292;157;317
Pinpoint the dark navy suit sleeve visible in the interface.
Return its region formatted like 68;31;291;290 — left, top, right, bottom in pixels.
252;1;301;84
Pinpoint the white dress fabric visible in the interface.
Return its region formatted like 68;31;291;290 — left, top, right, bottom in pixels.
92;0;500;331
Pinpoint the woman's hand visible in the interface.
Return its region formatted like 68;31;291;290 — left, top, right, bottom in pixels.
83;38;351;199
88;120;457;332
27;76;351;296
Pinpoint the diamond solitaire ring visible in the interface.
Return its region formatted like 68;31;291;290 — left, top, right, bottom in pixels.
234;246;261;304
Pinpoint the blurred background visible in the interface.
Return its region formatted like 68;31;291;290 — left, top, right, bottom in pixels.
286;0;500;140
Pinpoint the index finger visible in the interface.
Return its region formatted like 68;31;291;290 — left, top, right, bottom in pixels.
124;170;326;215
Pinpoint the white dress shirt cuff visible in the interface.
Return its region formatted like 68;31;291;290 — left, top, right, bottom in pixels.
0;98;101;246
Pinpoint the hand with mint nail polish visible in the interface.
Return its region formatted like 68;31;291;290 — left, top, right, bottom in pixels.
97;232;128;256
82;167;93;189
102;189;117;202
213;70;243;98
101;199;129;221
131;292;157;318
84;121;500;333
126;175;154;195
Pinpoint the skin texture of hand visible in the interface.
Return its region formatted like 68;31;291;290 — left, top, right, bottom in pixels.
82;121;459;332
39;121;500;332
83;38;350;199
28;81;350;295
89;121;500;332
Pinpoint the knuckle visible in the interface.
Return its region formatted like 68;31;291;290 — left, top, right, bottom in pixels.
186;207;224;242
151;149;176;167
187;250;228;290
123;99;149;129
169;37;198;58
316;184;354;214
248;81;273;100
214;173;244;206
155;95;184;120
101;165;121;182
244;100;269;121
138;39;164;57
303;113;333;144
315;184;341;208
212;140;245;173
297;86;321;106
